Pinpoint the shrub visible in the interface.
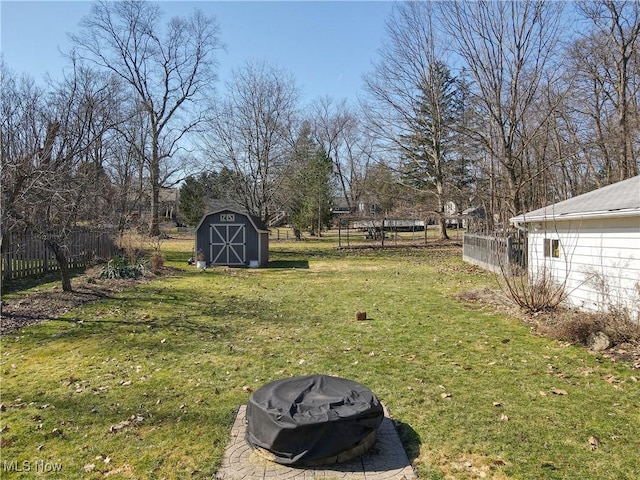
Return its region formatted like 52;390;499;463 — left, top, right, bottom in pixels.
595;309;640;345
537;310;597;344
500;267;566;314
100;256;145;279
537;309;640;346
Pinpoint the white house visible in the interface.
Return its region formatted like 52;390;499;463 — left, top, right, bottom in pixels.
510;175;640;319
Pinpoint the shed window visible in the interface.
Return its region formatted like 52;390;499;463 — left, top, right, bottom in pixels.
543;238;560;258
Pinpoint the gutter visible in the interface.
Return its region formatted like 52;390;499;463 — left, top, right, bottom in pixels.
510;208;640;225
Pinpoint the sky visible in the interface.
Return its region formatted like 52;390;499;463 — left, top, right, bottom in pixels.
1;0;396;105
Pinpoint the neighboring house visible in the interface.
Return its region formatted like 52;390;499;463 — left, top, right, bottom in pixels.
444;201;461;228
159;187;178;219
126;187;178;221
195;208;269;267
204;198;243;213
461;206;486;231
510;175;640;319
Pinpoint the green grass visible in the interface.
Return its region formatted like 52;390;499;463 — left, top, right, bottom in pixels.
1;236;639;479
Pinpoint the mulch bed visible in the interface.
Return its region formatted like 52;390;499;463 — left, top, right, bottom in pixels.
0;266;179;335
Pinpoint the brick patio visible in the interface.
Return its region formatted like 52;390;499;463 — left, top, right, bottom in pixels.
215;405;415;480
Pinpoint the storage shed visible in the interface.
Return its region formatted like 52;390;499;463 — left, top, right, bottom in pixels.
510;175;640;319
195;208;269;267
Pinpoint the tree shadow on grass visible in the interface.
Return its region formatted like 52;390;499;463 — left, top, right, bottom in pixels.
17;314;238;357
2;267;87;294
266;260;309;269
17;284;300;347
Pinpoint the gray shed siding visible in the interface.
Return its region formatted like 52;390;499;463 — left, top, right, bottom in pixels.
195;210;269;267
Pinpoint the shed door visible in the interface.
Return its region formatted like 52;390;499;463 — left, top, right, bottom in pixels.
210;224;246;265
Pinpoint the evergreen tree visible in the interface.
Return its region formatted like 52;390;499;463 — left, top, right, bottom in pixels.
399;61;468;239
286;123;335;238
178;169;243;226
363;2;472;240
178;175;206;226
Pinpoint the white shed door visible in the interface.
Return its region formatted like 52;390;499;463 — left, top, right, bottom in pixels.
210;224;246;265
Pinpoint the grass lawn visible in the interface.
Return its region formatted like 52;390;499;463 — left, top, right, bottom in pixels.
1;235;639;479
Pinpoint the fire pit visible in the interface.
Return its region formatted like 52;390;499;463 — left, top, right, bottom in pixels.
245;374;384;466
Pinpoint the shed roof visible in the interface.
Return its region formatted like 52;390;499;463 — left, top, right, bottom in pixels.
510;175;640;223
196;208;270;233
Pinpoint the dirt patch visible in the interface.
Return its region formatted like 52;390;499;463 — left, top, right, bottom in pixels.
0;266;180;335
456;287;640;368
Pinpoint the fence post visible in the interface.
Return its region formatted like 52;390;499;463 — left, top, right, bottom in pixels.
43;236;49;273
2;234;12;280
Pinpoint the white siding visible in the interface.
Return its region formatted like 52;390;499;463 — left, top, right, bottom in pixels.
528;216;640;318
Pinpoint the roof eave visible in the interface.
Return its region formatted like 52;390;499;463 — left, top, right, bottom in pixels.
510;208;640;224
197;207;270;233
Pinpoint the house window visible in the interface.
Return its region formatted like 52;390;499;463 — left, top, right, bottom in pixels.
543;238;560;258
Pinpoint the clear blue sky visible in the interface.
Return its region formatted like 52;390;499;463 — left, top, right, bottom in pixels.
1;1;395;105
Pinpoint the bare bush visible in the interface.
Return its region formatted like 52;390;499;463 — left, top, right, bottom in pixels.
499;266;567;314
508;265;640;345
595;310;640;345
584;268;640;324
536;309;640;346
149;252;165;273
534;309;596;344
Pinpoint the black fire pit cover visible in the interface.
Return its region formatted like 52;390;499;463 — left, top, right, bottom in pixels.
245;374;384;465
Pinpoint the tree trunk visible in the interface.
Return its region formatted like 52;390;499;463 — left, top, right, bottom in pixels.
505;160;522;218
1;231;11;282
46;240;72;292
149;134;161;237
424;217;429;245
150;181;160;236
436;195;450;240
438;216;449;240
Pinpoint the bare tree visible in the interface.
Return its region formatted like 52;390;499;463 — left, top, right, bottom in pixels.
71;0;221;236
362;2;468;239
308;97;372;213
0;62;46;253
205;60;299;223
572;0;640;184
104;110;148;233
2;61;120;291
442;0;565;221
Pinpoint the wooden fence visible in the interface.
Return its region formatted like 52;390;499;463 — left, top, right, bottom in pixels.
1;229;117;281
463;232;527;274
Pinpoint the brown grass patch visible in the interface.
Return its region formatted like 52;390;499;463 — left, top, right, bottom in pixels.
417;447;510;480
